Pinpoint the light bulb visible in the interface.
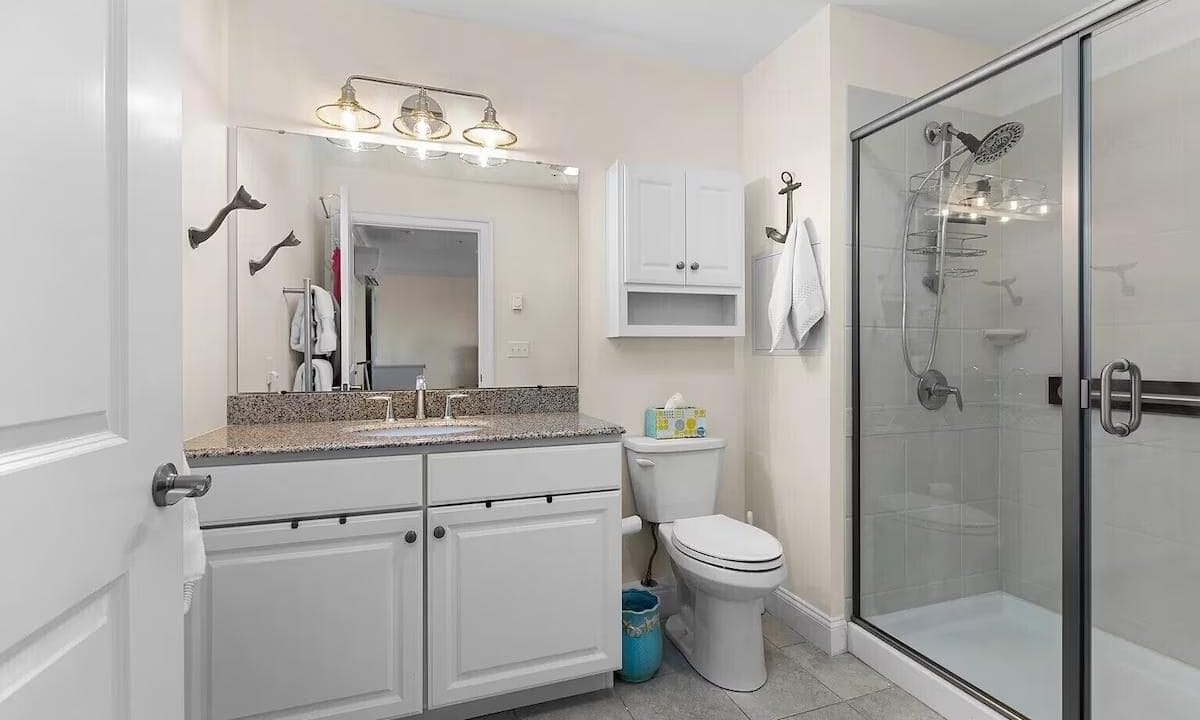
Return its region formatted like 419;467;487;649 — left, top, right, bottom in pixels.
1038;203;1050;215
1000;215;1011;223
940;208;950;217
347;138;362;152
340;107;359;131
416;146;428;160
1008;199;1020;210
563;166;580;177
413;117;431;138
969;212;979;220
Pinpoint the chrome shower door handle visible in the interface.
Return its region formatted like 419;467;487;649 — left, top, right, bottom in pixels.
1099;358;1142;436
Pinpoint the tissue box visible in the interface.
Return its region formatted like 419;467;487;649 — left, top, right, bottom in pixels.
644;407;707;439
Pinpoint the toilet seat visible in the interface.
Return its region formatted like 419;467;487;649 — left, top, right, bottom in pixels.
670;515;784;572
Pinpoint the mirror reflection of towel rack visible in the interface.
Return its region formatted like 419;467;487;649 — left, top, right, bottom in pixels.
765;171;802;244
282;278;314;392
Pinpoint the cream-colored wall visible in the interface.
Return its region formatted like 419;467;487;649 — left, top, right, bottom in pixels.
181;0;230;437
223;0;745;582
373;274;478;388
742;7;995;618
234;131;326;392
318;164;579;388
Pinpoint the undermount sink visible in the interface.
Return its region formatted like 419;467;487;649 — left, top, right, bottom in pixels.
348;421;486;439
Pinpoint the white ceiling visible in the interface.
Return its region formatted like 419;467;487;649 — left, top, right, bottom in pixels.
384;0;1097;73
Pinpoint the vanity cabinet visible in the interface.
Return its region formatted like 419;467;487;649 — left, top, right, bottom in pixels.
186;511;425;720
606;161;745;337
425;492;621;708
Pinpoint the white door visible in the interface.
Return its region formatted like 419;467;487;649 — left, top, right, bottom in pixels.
684;170;744;286
426;492;621;708
187;512;424;720
0;0;184;718
623;164;687;285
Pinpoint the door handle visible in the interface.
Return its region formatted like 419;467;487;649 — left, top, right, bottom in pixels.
1099;358;1142;436
152;463;211;507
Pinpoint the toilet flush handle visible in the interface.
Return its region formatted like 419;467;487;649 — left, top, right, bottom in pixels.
635;458;655;468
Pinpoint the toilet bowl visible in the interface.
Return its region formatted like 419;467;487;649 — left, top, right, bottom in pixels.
623;436;787;692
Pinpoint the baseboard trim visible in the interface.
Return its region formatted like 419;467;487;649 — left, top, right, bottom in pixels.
764;587;848;656
848;623;1006;720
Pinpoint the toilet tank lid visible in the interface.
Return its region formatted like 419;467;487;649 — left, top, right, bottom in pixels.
623;436;726;453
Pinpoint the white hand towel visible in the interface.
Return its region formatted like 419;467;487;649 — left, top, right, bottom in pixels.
310;285;338;354
181;497;206;614
289;296;306;352
292;358;334;391
768;220;825;350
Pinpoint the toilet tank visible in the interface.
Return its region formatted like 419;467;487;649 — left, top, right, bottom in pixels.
623;436;726;523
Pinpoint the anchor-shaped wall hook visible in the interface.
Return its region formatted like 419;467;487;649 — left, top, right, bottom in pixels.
765;171;802;244
249;231;301;276
188;185;266;248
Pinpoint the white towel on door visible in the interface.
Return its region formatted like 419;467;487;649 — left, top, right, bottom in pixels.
768;220;825;350
181;497;206;614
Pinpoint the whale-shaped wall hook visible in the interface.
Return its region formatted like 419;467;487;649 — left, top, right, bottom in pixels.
188;185;266;248
249;231;301;276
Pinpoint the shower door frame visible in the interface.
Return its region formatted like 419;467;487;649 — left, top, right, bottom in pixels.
849;1;1160;718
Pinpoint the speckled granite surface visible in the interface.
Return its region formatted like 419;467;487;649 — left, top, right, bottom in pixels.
226;386;578;425
185;412;623;460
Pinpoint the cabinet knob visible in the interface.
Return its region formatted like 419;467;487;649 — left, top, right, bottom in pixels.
404;530;417;544
675;261;685;270
690;262;700;270
433;526;446;539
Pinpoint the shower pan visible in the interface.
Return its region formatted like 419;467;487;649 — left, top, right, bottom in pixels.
851;1;1200;719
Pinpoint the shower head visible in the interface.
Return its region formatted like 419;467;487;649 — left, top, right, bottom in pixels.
952;122;1024;165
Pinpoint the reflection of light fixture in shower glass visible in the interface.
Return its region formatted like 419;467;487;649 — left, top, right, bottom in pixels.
460;152;506;168
326;136;383;152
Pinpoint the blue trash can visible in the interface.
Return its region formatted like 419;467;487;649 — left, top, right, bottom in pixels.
618;589;662;683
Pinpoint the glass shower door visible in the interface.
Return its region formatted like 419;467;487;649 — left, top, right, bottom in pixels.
1087;2;1200;718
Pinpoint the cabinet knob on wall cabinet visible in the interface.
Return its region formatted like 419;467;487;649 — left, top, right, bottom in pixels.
676;261;685;270
405;531;417;544
690;262;700;270
433;526;446;539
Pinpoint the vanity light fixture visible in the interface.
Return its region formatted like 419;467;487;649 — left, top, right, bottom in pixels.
315;82;381;131
394;89;452;140
315;75;518;149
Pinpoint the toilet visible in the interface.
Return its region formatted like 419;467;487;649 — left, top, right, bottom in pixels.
624;436;787;692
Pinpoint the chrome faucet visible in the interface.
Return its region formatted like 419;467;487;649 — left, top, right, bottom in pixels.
368;394;396;422
444;393;469;420
415;375;427;420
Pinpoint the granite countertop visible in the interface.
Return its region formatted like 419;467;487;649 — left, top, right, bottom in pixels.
184;412;625;460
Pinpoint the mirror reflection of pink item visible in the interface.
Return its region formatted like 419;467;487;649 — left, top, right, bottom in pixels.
330;246;342;302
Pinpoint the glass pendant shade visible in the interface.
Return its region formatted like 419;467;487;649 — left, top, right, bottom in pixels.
459;152;507;168
326;137;383;152
463;104;518;148
394;90;452;140
315;84;381;131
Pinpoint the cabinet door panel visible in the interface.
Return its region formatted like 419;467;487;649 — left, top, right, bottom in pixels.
685;170;744;286
623;165;687;284
187;512;423;720
427;492;621;707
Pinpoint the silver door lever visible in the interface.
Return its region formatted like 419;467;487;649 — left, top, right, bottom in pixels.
152;463;212;507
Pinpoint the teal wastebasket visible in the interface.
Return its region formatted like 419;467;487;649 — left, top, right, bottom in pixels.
618;589;662;683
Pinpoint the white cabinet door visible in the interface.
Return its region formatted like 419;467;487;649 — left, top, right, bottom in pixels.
684;170;744;286
426;492;621;708
187;512;424;720
623;164;687;284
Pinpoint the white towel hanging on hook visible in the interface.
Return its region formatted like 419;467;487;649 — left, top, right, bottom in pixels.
768;220;824;351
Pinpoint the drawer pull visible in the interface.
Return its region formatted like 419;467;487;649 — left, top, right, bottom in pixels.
405;530;418;544
433;526;446;539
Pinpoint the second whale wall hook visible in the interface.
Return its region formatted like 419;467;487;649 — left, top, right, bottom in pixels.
188;185;266;249
249;231;301;276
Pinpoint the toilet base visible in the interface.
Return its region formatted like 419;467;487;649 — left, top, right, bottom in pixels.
665;595;768;692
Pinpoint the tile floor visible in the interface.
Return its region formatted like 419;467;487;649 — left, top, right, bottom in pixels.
479;612;945;720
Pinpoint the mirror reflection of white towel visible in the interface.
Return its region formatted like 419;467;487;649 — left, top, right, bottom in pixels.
768;220;824;350
293;358;334;391
289;285;338;354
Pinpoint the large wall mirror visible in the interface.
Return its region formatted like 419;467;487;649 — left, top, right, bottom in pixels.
231;127;579;392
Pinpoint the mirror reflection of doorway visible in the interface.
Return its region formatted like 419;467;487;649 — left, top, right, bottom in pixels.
351;215;493;390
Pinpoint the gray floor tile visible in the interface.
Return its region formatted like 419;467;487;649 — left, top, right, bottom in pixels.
657;637;692;676
617;668;747;720
849;687;944;720
472;713;517;720
725;645;841;720
788;703;866;720
762;612;805;648
781;642;892;700
514;689;632;720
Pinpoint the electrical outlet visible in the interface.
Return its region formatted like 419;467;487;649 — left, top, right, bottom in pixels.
507;341;530;358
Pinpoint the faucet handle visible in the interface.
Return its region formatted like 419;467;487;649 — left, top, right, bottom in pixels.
444;393;469;420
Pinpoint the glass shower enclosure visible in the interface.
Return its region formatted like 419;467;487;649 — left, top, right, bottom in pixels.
850;1;1200;718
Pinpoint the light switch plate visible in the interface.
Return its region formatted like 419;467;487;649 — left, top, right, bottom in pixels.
511;293;524;311
507;341;530;358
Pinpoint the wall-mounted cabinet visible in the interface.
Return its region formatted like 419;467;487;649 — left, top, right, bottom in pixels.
606;162;745;337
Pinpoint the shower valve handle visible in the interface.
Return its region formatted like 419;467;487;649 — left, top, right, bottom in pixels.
935;383;964;412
